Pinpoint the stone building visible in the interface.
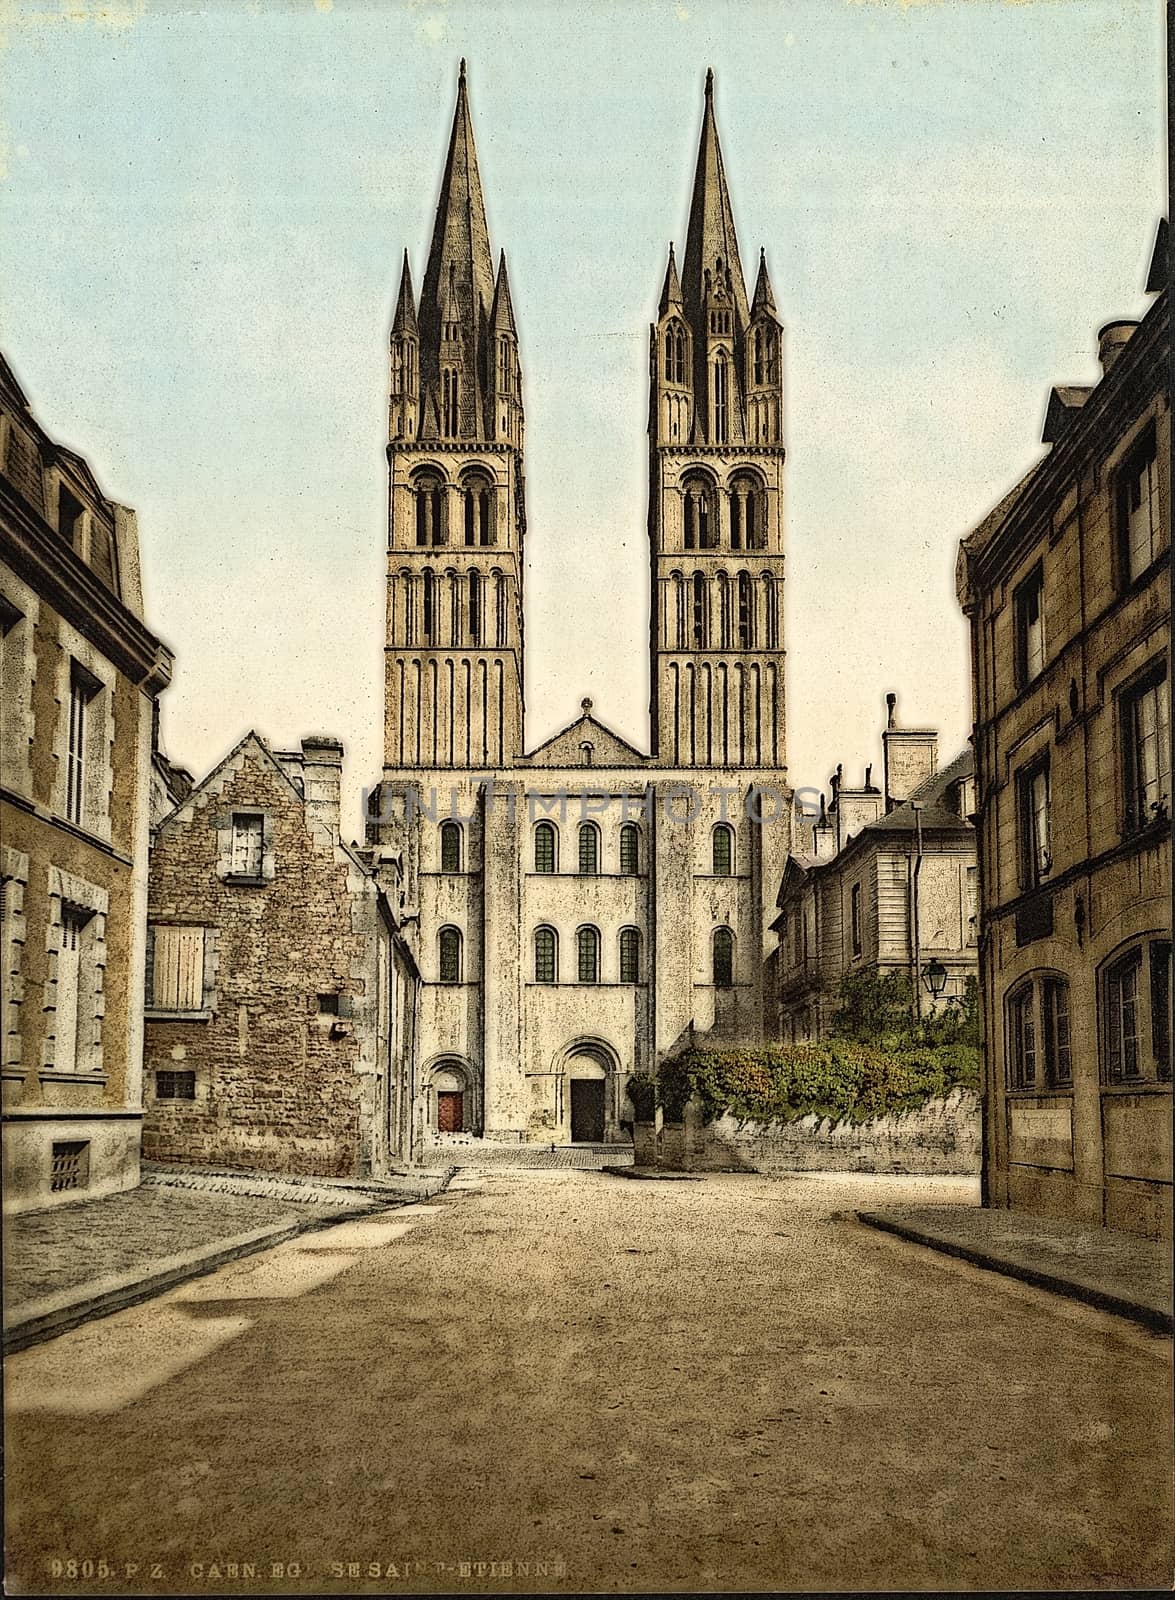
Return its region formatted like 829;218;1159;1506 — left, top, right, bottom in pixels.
956;221;1170;1239
773;697;977;1042
1;353;173;1213
368;65;793;1151
143;732;419;1176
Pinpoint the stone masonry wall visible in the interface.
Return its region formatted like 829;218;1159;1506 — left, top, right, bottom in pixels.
144;744;374;1177
662;1088;981;1174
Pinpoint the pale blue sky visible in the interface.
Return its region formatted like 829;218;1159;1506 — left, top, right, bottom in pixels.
1;0;1164;828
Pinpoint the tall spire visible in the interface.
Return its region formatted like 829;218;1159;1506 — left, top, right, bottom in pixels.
392;250;418;336
751;247;777;318
658;243;683;316
490;249;517;335
681;69;750;329
419;60;496;366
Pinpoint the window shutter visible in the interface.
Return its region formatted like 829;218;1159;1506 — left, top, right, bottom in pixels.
152;926;205;1010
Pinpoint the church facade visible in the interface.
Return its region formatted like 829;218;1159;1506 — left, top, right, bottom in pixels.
369;65;793;1152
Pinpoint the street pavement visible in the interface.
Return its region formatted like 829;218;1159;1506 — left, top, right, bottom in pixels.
4;1169;1172;1594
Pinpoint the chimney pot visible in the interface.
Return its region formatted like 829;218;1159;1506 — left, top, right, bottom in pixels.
1098;320;1138;376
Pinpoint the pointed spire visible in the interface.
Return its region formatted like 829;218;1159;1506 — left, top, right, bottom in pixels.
751;247;777;318
681;68;749;329
420;59;496;358
658;243;683;316
392;250;418;336
490;249;517;335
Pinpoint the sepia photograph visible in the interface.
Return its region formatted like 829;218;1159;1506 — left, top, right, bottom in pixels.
0;0;1171;1592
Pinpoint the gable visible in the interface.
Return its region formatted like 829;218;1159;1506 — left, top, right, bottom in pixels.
524;706;648;768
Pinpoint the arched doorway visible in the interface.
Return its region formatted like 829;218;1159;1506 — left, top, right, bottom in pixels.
424;1056;481;1137
554;1038;626;1145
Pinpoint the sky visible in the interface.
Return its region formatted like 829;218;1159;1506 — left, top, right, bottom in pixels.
0;0;1165;835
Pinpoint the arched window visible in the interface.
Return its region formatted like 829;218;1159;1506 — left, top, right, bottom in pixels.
468;570;482;646
494;572;507;647
682;474;713;551
713;354;728;443
403;572;417;644
415;473;444;547
692;572;708;648
534;925;557;985
713;926;734;990
620;823;640;876
449;570;462;646
1008;974;1074;1090
422;568;436;643
619;927;640;985
534;821;557;874
730;473;763;552
673;572;686;648
737;571;754;647
442;369;459;438
578;822;599;875
674;327;686;384
438;925;462;984
1102;938;1171;1085
712;823;734;876
498;336;512;397
753;327;764;387
717;572;731;649
577;925;601;984
664;334;675;382
463;472;493;547
440;821;462;873
763;573;778;649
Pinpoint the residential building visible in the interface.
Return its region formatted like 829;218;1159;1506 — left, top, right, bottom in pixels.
1;354;173;1213
957;220;1170;1239
367;65;793;1151
143;732;419;1176
773;697;977;1042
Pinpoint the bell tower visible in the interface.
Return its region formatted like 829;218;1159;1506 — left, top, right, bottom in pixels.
648;70;786;770
385;61;526;771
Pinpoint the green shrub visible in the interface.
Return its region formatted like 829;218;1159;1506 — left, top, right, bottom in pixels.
656;1038;979;1127
627;1072;656;1121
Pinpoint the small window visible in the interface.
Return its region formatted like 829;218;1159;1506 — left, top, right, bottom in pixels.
535;926;557;985
66;662;100;827
712;823;734;876
850;883;862;957
1117;423;1160;584
438;926;462;984
713;926;734;990
619;927;640;985
1121;665;1170;832
440;820;463;873
1105;948;1142;1083
620;823;640;876
1017;757;1051;888
50;1139;90;1192
230;814;264;879
317;993;340;1015
534;821;557;874
1014;566;1045;686
578;823;599;875
58;483;85;548
577;925;600;984
156;1070;196;1101
1008;983;1037;1090
1042;977;1072;1087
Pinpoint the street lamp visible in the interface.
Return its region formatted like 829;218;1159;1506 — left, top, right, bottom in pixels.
922;959;948;1000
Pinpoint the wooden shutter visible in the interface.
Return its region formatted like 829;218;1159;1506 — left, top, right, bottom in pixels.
153;926;205;1010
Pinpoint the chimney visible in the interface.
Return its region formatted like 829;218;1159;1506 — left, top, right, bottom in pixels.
1098;320;1138;377
812;793;837;861
882;694;938;812
300;736;344;847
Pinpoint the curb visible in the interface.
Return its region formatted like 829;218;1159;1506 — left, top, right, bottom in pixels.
856;1211;1174;1335
600;1165;703;1181
3;1219;303;1354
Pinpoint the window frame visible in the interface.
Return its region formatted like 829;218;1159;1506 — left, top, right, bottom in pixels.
1013;563;1046;688
1119;661;1170;834
1016;753;1051;890
1116;420;1161;587
534;821;557;874
713;926;735;990
712;823;734;877
438;925;463;985
439;820;463;874
578;822;600;876
619;926;640;985
1101;937;1170;1088
619;823;640;876
577;924;601;985
534;925;558;985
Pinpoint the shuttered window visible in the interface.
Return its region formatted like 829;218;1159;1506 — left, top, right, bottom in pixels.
151;926;206;1011
230;815;264;878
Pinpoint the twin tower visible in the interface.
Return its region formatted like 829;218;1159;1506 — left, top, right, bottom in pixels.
384;63;786;776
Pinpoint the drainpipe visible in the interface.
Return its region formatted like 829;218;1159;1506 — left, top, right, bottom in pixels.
911;801;924;1021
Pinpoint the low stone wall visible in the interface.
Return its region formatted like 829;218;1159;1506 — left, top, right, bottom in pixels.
639;1089;981;1175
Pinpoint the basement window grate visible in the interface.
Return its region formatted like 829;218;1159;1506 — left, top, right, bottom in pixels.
156;1070;196;1101
50;1140;90;1192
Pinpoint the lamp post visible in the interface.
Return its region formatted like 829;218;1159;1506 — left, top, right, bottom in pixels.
922;958;948;1004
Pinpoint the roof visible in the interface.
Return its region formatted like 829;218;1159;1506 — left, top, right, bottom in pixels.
680;70;750;332
865;748;973;835
1041;385;1093;444
1146;216;1168;293
523;702;649;767
419;61;495;352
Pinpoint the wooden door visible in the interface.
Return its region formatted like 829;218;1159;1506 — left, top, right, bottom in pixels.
570;1079;605;1143
437;1090;464;1133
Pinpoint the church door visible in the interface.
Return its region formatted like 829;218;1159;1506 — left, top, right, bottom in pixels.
570;1079;605;1143
437;1091;464;1133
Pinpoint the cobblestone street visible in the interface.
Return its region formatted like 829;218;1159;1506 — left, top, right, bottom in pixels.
5;1169;1171;1594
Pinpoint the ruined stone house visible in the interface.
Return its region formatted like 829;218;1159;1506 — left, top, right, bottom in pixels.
143;732;418;1176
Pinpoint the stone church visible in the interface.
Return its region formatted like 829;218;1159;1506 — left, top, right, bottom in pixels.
368;64;793;1152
